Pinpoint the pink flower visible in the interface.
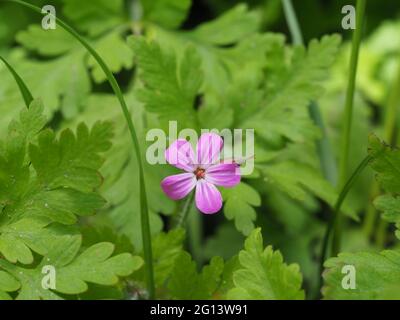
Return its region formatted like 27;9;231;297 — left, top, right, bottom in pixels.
161;133;241;214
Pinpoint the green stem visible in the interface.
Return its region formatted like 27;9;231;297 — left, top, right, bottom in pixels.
334;0;366;255
282;0;337;185
7;0;155;299
362;183;379;237
176;191;195;228
0;56;33;108
282;0;303;46
318;154;372;293
338;0;367;188
188;206;203;265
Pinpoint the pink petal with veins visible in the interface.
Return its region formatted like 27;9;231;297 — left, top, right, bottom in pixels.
165;139;195;172
161;173;196;200
205;163;241;187
196;133;223;168
195;179;222;214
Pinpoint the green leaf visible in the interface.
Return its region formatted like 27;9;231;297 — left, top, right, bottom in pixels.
62;93;173;249
227;228;305;300
190;4;261;45
323;250;400;299
87;32;134;83
0;103;112;263
16;26;78;56
62;0;126;37
168;252;224;299
368;135;400;238
141;0;192;29
368;134;400;193
0;270;20;292
0;235;143;299
221;183;261;235
261;161;357;219
242;34;342;143
152;228;185;288
129;37;201;130
374;195;400;239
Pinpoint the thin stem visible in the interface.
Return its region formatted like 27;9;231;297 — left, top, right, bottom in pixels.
362;183;380;237
7;0;155;299
334;0;367;255
318;154;372;293
282;0;337;185
0;56;33;108
176;191;195;228
338;0;367;188
188;206;204;265
282;0;303;45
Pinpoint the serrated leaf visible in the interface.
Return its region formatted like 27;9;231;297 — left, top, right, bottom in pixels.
368;135;400;238
0;235;142;299
168;252;224;299
62;0;126;37
221;183;260;235
190;4;261;45
141;0;191;29
227;228;305;300
242;34;342;143
0;104;112;263
323;250;400;299
129;37;201;130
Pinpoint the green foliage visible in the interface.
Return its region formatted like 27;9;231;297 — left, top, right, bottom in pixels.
129;36;202;130
323;250;400;299
168;252;224;299
221;183;261;235
227;228;305;299
0;235;142;299
0;100;139;299
369;135;400;238
141;0;191;29
242;34;342;143
323;135;400;300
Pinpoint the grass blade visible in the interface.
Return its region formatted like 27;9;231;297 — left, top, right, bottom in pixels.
0;56;33;108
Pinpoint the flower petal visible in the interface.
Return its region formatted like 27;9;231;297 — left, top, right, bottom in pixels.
196;133;223;167
165;139;195;172
195;179;222;214
161;173;196;200
205;163;241;187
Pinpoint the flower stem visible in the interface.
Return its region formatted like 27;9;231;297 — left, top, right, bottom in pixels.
7;0;156;299
318;154;372;293
282;0;337;185
334;0;367;254
337;0;367;187
188;205;204;265
176;191;195;228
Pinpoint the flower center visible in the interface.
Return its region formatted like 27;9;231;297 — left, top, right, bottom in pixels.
194;167;206;180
